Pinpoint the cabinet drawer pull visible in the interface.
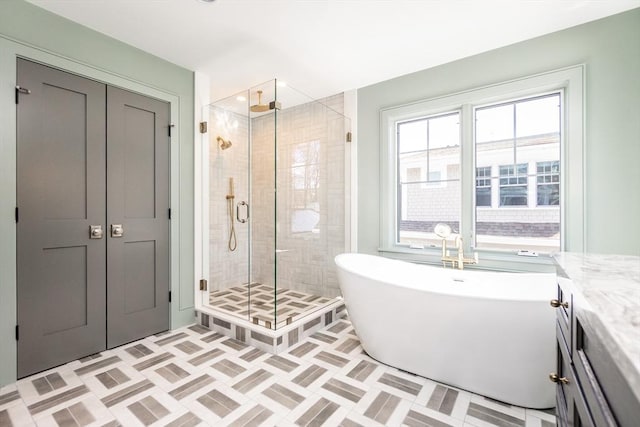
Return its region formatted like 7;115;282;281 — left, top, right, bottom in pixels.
549;373;569;384
550;299;569;309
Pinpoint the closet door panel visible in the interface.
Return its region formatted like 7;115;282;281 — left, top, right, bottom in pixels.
106;86;170;348
16;58;107;378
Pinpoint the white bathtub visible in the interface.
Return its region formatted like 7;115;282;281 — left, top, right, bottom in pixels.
335;253;556;409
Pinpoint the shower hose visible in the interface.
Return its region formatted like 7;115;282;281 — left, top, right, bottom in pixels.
227;195;237;251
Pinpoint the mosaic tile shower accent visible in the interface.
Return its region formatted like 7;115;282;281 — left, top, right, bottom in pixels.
0;318;556;427
197;301;347;354
209;283;336;329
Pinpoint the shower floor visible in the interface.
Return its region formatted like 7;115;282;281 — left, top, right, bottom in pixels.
208;283;335;329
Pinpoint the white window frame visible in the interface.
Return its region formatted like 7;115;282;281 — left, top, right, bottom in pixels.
379;66;584;269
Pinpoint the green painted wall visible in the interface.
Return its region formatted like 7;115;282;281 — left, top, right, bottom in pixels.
358;8;640;256
0;0;195;386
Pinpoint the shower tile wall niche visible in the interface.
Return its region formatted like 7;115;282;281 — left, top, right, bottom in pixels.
203;80;350;332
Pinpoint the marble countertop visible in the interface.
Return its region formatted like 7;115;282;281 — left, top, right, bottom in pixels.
552;252;640;402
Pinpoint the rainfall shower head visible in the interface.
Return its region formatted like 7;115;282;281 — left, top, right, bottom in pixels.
250;90;270;113
217;136;232;150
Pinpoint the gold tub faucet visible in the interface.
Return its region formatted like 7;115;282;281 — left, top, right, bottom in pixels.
441;235;479;270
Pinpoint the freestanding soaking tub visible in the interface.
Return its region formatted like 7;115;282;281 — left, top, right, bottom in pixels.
335;253;556;409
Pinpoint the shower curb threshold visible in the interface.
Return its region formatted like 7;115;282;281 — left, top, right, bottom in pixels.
195;299;347;354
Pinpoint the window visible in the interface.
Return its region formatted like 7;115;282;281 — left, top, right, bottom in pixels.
475;94;560;251
537;161;560;206
380;66;585;258
291;141;320;233
475;166;492;207
397;113;460;247
499;163;528;206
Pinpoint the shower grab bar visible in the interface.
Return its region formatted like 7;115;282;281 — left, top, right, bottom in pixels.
236;201;249;223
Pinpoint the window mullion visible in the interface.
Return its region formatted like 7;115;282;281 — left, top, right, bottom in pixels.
425;119;430;181
460;104;474;252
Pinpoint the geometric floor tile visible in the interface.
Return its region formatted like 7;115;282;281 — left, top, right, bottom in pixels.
0;317;558;427
128;395;170;425
363;390;402;424
52;401;95;426
32;372;67;396
209;284;337;329
427;384;459;415
197;388;241;417
96;368;130;389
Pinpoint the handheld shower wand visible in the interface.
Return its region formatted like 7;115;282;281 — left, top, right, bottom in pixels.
226;177;237;251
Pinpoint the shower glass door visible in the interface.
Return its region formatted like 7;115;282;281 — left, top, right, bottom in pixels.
204;90;252;319
247;80;277;328
203;79;351;330
273;85;350;329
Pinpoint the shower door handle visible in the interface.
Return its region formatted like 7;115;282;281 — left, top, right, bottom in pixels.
236;201;249;223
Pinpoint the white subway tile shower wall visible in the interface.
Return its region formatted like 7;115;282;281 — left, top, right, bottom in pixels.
209;108;250;292
225;93;346;299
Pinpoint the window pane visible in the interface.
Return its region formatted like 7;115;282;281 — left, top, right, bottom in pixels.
475;93;561;253
398;180;460;247
398;120;427;153
476;104;513;143
537;160;560;205
476;166;492;207
500;184;528;206
398;112;460;247
476;187;491;207
516;95;560;138
291;141;320;233
428;113;460;149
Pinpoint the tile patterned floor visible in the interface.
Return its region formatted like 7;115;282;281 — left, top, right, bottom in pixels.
209;284;335;329
0;317;556;427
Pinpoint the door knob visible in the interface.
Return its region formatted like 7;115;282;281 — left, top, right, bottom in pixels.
90;225;103;239
549;373;569;384
111;224;124;237
550;299;569;309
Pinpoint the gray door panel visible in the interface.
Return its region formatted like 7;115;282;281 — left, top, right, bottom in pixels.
106;86;170;348
17;59;107;378
17;61;171;377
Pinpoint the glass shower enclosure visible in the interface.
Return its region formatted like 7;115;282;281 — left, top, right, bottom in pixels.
200;79;351;330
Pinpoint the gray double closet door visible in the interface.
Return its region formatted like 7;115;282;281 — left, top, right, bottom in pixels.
16;59;170;378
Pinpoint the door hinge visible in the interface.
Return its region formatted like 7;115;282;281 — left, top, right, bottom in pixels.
15;207;19;223
15;85;31;104
199;121;208;134
199;279;208;291
169;291;172;303
168;208;171;220
168;124;175;137
15;325;19;341
346;131;352;143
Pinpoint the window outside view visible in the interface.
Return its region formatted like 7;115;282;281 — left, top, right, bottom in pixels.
397;93;561;253
291;140;320;233
397;113;460;247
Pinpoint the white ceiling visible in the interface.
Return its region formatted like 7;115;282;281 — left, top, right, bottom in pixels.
25;0;640;102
